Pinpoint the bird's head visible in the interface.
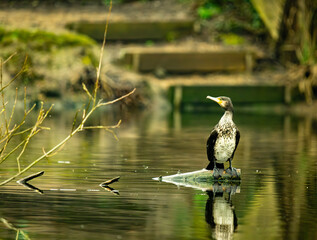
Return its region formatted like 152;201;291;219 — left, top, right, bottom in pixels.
206;96;234;112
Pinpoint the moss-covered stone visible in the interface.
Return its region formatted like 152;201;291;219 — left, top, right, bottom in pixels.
0;27;100;102
154;169;241;191
0;27;96;51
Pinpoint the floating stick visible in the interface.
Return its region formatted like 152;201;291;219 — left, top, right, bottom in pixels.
100;176;120;187
17;171;44;183
17;171;44;194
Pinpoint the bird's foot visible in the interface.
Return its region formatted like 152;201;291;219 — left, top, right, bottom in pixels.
225;167;238;178
212;168;224;179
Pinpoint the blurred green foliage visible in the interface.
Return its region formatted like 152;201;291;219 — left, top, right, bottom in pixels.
145;40;154;46
0;27;96;51
197;3;221;19
219;33;245;45
197;0;264;33
166;31;178;42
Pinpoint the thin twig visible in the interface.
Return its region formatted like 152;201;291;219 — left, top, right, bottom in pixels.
82;83;92;99
0;139;26;164
16;103;53;172
98;88;136;107
0;100;37;148
42;141;66;158
1;52;17;66
0;59;8;133
83;119;122;130
0;55;28;93
8;88;18;131
1;218;31;240
0;125;49;163
71;109;81;133
0;124;47;146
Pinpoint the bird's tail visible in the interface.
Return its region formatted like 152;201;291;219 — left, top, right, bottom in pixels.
205;162;224;170
205;162;214;170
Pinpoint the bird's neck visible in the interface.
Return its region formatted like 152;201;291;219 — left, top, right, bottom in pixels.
219;110;233;125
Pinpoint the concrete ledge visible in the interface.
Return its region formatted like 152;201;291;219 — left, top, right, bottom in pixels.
168;85;303;110
122;48;257;73
67;20;194;41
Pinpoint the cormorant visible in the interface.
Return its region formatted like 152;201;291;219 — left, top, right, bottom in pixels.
206;96;240;177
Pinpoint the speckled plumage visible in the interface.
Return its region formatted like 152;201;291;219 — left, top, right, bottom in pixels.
213;111;237;163
206;96;240;170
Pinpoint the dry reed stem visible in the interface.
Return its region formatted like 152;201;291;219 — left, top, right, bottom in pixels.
94;0;112;105
0;55;27;93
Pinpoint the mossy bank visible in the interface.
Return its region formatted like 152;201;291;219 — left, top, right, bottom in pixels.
0;26;151;110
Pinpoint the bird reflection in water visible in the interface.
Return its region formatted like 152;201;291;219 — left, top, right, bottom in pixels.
205;183;239;240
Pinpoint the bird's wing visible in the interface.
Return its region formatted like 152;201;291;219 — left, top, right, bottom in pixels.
206;128;218;165
235;129;240;147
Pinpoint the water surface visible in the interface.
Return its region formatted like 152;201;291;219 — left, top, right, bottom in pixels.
0;108;316;240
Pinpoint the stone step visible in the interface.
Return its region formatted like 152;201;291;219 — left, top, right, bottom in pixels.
168;85;303;111
66;20;195;41
121;47;258;73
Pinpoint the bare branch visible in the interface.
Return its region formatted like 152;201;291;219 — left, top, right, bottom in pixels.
0;140;26;164
15;103;53;172
83;119;122;130
82;83;92;99
8;88;18;131
1;218;31;240
0;55;28;93
42;141;66;158
1;52;17;66
71;109;81;133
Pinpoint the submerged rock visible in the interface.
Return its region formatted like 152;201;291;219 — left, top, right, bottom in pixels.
154;168;241;191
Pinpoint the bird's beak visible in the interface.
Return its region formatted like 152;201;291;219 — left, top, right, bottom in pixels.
206;96;222;105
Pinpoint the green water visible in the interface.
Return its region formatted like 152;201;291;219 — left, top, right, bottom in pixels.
0;108;316;240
